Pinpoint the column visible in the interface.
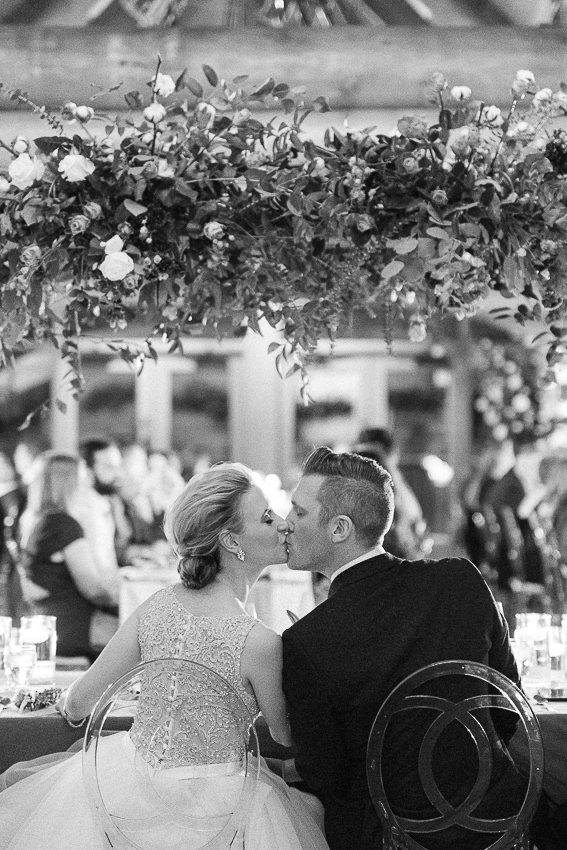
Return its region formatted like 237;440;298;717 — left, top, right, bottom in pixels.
134;358;173;451
228;330;298;485
354;356;390;437
50;354;80;452
445;327;473;493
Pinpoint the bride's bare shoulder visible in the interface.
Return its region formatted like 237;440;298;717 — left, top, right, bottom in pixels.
243;621;283;661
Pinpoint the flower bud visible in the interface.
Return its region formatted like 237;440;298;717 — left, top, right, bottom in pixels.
83;201;102;220
402;156;420;174
479;105;503;126
12;135;29;154
512;69;535;96
61;102;77;120
533;87;553;112
195;101;216;130
430;72;447;93
450;85;472;101
408;318;427;343
143;103;167;124
69;214;90;235
0;175;11;192
431;188;448;206
75;105;95;123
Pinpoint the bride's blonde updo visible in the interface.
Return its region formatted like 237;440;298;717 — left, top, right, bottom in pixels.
163;463;253;590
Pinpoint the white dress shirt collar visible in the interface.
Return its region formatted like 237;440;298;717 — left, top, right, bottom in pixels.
329;545;385;585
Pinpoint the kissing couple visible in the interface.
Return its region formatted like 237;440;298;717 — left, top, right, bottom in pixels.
0;447;521;850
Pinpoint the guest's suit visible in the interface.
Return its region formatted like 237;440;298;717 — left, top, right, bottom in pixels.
282;553;521;850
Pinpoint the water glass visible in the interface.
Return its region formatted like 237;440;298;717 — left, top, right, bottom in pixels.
20;615;57;685
3;629;37;692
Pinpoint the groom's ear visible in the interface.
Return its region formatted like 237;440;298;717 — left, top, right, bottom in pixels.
329;514;353;543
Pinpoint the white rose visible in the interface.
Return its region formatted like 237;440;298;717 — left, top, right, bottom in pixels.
102;235;125;254
0;176;11;192
8;154;45;190
99;252;134;281
451;85;472;102
512;70;535;95
143;103;167;124
157;158;175;178
58;153;95;182
152;73;176;98
203;221;224;240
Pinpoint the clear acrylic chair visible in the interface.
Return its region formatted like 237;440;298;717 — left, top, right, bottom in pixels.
83;657;260;849
366;660;544;850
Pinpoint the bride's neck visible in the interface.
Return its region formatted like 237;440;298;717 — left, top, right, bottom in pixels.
214;570;254;608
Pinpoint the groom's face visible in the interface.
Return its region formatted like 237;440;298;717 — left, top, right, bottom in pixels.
285;474;332;572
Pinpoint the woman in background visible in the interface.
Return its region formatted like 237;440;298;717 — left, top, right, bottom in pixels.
19;452;119;658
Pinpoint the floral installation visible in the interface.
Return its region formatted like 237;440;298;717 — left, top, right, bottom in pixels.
2;61;567;395
472;337;549;444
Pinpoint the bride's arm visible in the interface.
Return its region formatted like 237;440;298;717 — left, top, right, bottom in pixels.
241;624;293;748
57;607;143;724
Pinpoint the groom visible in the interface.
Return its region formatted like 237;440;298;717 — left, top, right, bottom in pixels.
280;446;522;850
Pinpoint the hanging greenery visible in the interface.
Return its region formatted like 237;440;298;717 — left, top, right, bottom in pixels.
2;60;567;394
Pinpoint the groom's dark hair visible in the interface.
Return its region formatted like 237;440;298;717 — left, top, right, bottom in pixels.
302;446;394;546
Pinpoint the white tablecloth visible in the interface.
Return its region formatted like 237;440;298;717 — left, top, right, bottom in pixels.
119;565;316;633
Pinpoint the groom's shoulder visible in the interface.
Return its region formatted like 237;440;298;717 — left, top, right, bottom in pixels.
282;595;336;643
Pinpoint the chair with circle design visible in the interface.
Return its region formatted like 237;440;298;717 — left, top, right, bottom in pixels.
366;660;544;850
82;657;260;849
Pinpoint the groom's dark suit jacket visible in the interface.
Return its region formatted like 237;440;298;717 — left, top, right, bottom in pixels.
281;553;521;850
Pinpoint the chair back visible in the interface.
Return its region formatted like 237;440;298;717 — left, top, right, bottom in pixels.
83;657;260;849
366;660;544;850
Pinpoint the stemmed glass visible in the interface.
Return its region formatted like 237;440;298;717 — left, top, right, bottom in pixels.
3;628;37;695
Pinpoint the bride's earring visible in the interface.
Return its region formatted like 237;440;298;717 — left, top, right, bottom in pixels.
236;548;246;562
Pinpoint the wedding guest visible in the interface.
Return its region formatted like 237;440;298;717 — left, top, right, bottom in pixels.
0;452;25;618
18;452;119;658
80;438;153;564
280;446;525;850
480;433;549;621
0;462;329;850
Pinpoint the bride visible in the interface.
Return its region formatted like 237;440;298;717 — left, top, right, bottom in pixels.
0;462;330;850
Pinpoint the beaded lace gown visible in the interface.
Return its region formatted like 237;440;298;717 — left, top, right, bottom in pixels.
0;586;329;850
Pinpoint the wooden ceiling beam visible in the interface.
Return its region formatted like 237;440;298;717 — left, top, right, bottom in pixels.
1;24;567;111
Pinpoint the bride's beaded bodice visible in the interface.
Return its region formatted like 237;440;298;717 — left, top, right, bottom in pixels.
129;585;260;769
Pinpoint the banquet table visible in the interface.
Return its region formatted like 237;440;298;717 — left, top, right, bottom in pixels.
0;669;291;775
1;686;566;804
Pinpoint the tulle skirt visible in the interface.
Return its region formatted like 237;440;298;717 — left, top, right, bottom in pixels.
0;731;329;850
